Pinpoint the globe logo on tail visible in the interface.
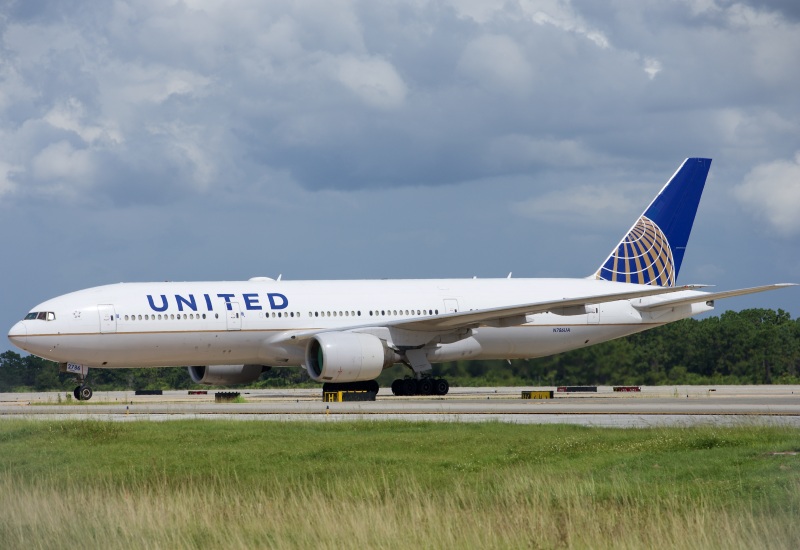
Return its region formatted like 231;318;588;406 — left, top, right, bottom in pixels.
596;216;675;287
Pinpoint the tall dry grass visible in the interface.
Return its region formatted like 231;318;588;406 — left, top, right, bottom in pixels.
2;469;798;549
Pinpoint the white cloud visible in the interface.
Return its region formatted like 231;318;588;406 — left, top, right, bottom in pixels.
513;184;647;226
521;0;610;48
43;98;122;145
331;55;408;109
734;153;800;236
642;57;662;80
30;141;96;198
458;35;533;95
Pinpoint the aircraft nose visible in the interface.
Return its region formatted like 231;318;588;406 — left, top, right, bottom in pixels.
8;321;27;348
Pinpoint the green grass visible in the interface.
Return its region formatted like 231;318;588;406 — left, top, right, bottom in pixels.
1;421;799;549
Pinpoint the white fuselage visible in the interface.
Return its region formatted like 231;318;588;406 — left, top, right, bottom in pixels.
8;277;712;370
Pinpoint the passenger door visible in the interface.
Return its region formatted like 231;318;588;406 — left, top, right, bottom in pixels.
226;302;242;331
98;304;117;333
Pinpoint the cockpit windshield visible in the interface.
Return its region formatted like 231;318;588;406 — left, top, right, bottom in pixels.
24;312;56;321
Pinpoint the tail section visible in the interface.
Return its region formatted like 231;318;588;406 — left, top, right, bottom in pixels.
594;158;712;286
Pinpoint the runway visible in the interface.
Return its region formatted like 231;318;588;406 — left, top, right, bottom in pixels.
1;385;799;427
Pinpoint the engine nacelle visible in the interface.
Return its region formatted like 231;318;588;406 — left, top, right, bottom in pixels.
188;364;270;385
305;332;395;383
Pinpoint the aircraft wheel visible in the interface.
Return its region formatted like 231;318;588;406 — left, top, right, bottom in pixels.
418;378;433;395
391;379;404;396
73;386;81;400
78;386;93;401
433;379;449;396
402;379;418;396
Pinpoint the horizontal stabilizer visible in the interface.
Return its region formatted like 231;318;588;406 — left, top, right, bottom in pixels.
633;283;797;313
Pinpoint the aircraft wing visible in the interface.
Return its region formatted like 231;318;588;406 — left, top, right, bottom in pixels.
632;283;797;313
391;284;705;331
279;284;706;344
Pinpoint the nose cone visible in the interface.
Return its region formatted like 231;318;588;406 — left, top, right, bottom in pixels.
8;321;27;348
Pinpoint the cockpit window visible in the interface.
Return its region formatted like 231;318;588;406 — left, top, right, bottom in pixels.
24;312;56;321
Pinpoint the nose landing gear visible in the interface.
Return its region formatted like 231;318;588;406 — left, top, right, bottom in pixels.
61;363;94;401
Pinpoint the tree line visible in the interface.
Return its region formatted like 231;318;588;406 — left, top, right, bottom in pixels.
1;308;798;392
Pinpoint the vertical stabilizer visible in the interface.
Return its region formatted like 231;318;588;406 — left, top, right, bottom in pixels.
594;158;712;286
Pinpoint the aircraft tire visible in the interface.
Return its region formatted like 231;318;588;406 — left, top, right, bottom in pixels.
418;378;433;395
73;386;81;400
78;386;93;401
433;378;449;396
391;379;404;396
402;379;418;396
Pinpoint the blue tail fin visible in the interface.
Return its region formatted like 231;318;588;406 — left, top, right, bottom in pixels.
594;158;712;286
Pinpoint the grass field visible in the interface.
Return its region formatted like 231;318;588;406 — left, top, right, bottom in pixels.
1;420;799;549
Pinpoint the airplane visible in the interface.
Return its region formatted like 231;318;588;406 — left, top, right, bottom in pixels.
7;158;795;400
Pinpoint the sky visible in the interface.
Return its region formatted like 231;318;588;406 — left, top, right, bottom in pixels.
1;0;799;346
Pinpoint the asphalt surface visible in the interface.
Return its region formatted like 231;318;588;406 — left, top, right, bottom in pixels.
1;386;799;427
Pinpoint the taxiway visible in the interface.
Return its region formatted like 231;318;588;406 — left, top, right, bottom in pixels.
1;385;799;427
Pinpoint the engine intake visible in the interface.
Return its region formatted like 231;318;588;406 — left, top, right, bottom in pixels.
305;332;395;383
188;364;270;385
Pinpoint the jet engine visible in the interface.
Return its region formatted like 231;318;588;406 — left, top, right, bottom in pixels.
305;332;396;383
188;364;271;385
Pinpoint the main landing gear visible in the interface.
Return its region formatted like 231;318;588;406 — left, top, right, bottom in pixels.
391;377;449;396
390;348;450;396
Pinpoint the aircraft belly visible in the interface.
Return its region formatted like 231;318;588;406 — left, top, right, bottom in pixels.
37;331;268;368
